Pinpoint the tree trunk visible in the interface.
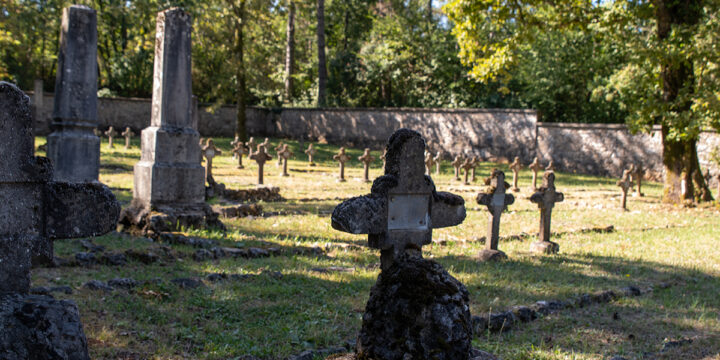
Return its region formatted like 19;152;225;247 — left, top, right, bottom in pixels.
233;0;248;141
284;0;295;103
316;0;328;107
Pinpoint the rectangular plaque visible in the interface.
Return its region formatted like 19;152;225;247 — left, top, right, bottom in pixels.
387;194;430;231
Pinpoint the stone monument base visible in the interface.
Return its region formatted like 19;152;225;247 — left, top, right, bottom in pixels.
356;254;472;360
0;294;90;360
530;240;559;254
119;202;225;235
478;249;507;262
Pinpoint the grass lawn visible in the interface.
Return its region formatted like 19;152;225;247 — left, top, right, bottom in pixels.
32;136;720;360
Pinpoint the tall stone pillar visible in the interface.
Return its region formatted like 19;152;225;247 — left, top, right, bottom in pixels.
121;8;222;233
46;5;100;183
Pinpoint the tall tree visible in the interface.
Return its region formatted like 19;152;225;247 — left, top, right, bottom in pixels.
316;0;328;106
285;0;295;102
230;0;248;141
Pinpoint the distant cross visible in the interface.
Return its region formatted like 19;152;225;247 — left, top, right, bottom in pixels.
232;141;245;169
451;155;464;181
333;147;351;182
528;157;542;190
202;139;222;184
630;164;644;197
424;151;436;176
331;129;466;270
105;126;117;148
470;156;479;182
433;152;442;175
358;148;376;183
476;169;514;261
305;143;317;166
121;127;133;149
246;137;256;157
261;138;270;148
279;143;294;177
230;136;241;159
529;171;564;254
461;157;474;185
274;142;285;166
616;168;632;211
249;144;272;185
545;160;554;171
509;156;522;192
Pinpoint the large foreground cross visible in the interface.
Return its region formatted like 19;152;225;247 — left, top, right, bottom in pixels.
331;129;466;270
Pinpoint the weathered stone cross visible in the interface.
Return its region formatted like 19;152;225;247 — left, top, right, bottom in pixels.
461;157;474;185
279;143;294;177
358;148;375;183
230;136;241;159
470;156;479;182
202;139;222;185
331;129;466;270
275;142;285;166
249;144;272;185
617;168;632;211
261;138;270;148
629;163;644;197
529;171;564;254
305;143;317;166
424;151;436;176
105;126;117;148
246;137;256;157
232;141;245;169
433;151;442;175
122;127;133;149
509;156;522;192
477;169;515;261
528;157;542;190
333;147;351;182
451;155;464;181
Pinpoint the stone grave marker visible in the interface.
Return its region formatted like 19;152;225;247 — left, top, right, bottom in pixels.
433;151;442;175
202;139;222;184
275;141;284;166
630;163;644;197
358;148;375;183
424;150;436;176
476;169;514;261
0;82;120;358
333;147;351;182
331;129;471;359
451;155;464;181
46;5;101;183
122;127;133;149
461;157;474;185
246;137;256;155
230;136;241;159
617;168;632;211
249;144;272;185
529;171;564;254
261;137;270;148
529;157;542;190
279;143;294;177
305;143;317;166
104;126;117;148
471;156;479;182
232;141;245;169
509;156;522;192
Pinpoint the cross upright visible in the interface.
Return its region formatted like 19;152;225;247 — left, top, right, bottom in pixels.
477;169;515;261
331;129;466;271
305;143;317;166
424;151;436;176
122;127;133;149
630;163;644;197
528;157;542;190
232;141;245;169
433;151;442;175
279;143;294;177
261;138;270;148
230;136;241;159
546;160;555;171
105;126;117;148
471;156;479;182
358;148;376;183
461;157;474;185
617;168;632;211
246;137;256;157
509;156;522;192
529;171;564;254
333;147;351;182
274;142;285;166
451;155;464;181
249;144;272;185
202;139;222;185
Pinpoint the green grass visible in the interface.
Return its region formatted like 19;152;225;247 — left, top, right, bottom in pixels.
32;136;720;360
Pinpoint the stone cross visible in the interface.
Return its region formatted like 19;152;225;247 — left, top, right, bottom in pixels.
451;155;464;181
529;171;564;254
261;138;270;148
305;143;317;166
46;5;100;183
471;156;479;182
275;142;285;166
331;129;466;270
509;156;522;192
0;82;120;293
616;168;632;211
279;143;294;177
461;157;474;185
433;152;442;175
476;169;515;261
630;164;644;197
232;141;245;169
528;157;542;190
246;137;256;156
202;139;222;185
104;126;117;148
424;151;436;176
333;147;351;182
545;160;554;171
249;144;272;185
122;127;133;149
358;148;375;183
230;136;241;159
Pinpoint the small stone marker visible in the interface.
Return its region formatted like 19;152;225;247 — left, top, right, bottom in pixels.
451;155;464;181
230;136;241;159
304;143;317;166
630;164;644;197
433;151;442;175
249;144;272;185
471;156;479;182
245;137;256;155
261;138;270;148
202;139;222;185
546;160;554;171
358;148;375;182
232;141;245;169
333;147;351;182
509;156;522;192
476;169;515;261
104;126;117;148
121;127;133;149
529;171;564;254
529;157;542;190
617;168;632;211
424;151;436;176
279;143;294;177
461;157;474;185
274;142;284;166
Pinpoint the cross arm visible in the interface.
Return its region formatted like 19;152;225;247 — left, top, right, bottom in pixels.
45;182;121;240
431;191;466;228
331;195;385;235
